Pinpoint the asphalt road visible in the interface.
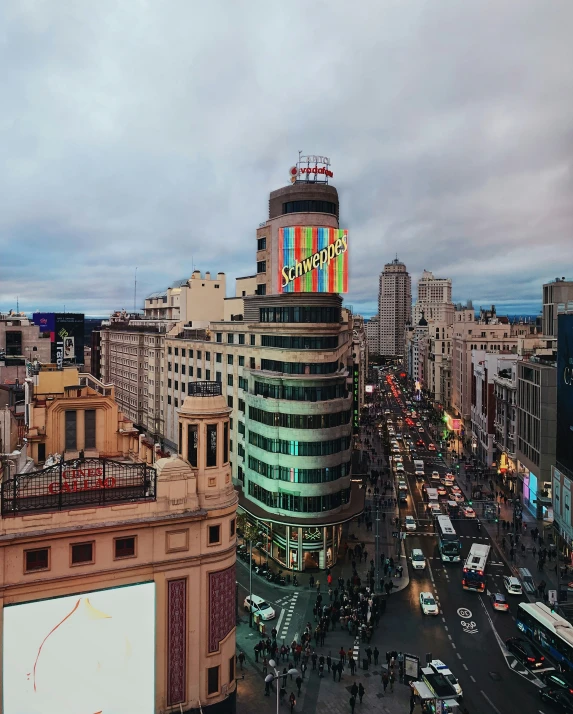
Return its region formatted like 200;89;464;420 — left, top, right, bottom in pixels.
378;380;545;714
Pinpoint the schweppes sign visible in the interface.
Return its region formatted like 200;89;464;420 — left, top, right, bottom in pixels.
278;227;349;293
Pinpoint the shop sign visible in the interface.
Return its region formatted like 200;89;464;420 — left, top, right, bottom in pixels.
353;364;360;433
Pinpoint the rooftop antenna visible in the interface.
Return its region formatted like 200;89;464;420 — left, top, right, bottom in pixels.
134;267;138;313
16;296;19;313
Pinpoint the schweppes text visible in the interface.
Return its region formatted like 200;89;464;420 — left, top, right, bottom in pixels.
281;235;348;287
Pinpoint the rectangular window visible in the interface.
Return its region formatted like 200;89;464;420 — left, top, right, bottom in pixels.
227;395;234;408
227;374;233;387
206;351;211;361
209;525;221;544
84;409;96;450
229;655;235;684
181;364;186;375
207;424;218;467
227;354;234;366
257;260;266;273
71;542;94;565
216;333;222;343
197;368;202;379
250;335;256;346
207;666;220;695
114;537;136;559
168;362;172;371
168;346;172;354
174;398;178;407
257;237;267;251
250;357;255;369
216;353;222;363
168;378;172;388
174;347;179;356
182;349;186;357
168;395;172;405
230;518;236;537
227;334;234;344
174;363;179;373
175;381;179;391
25;548;49;572
65;410;77;450
238;399;245;413
188;424;198;467
239;355;245;367
189;366;193;377
197;350;202;360
224;421;229;463
206;369;211;380
216;371;222;383
238;334;245;345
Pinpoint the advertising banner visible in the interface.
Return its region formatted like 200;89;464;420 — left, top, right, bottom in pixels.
3;582;155;714
278;226;348;293
557;314;573;474
63;336;75;360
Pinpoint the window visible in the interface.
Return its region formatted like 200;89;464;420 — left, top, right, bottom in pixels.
181;364;186;375
227;395;234;408
188;424;198;467
227;354;234;366
197;350;202;360
175;363;179;373
207;424;218;467
256;284;266;296
189;366;194;377
205;351;210;361
182;349;186;357
65;410;77;450
209;524;221;544
174;398;179;407
224;421;229;463
257;260;266;273
230;517;236;537
282;199;336;215
216;371;222;383
84;409;96;450
239;355;245;367
238;399;245;412
174;347;179;356
216;353;222;363
168;396;172;404
168;378;172;388
250;334;256;346
197;368;202;379
227;374;233;387
114;537;136;559
216;333;222;343
227;334;234;344
257;237;267;250
250;357;255;369
207;666;220;696
25;548;49;572
71;542;94;565
168;362;172;371
239;376;248;391
229;656;235;684
238;334;245;345
168;346;172;354
206;369;211;380
175;381;179;390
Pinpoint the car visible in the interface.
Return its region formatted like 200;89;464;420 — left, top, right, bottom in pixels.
503;576;523;595
506;637;545;668
419;592;439;615
428;443;436;451
417;439;425;447
451;486;462;495
542;669;573;694
451;493;465;503
539;688;573;712
385;409;390;415
405;515;417;531
392;445;401;453
243;595;276;620
490;592;509;611
431;471;441;482
437;486;447;497
428;660;463;698
419;427;425;432
398;480;408;491
416;421;422;427
462;506;476;518
395;463;405;474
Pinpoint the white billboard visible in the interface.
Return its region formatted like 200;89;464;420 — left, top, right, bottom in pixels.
3;581;155;714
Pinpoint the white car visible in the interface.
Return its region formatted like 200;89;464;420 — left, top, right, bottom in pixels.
398;480;408;492
451;493;464;503
405;515;417;531
419;427;425;432
420;592;439;615
431;471;441;482
385;409;390;415
429;660;463;698
395;463;405;474
243;595;276;620
451;486;462;495
410;548;426;569
503;576;523;595
462;506;476;518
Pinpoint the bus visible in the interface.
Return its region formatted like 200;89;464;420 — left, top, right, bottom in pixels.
436;515;462;562
517;602;573;671
462;543;490;591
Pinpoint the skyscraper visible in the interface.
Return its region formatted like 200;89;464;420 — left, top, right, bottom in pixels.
412;270;454;324
378;258;411;357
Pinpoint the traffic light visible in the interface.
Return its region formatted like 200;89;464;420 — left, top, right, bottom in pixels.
468;500;473;506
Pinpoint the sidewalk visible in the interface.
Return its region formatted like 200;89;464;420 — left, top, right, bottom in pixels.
235;615;413;714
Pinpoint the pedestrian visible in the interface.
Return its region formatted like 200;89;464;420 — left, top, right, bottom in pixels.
262;656;268;676
382;671;388;693
410;692;416;714
280;684;287;702
282;667;288;687
373;647;379;665
351;682;358;698
238;651;245;670
312;651;317;670
301;662;307;679
289;692;296;713
296;676;302;695
349;695;356;714
338;660;344;681
389;671;395;692
349;655;356;675
327;654;332;672
254;643;260;662
358;683;365;703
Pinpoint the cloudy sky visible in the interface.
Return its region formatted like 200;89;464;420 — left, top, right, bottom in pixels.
1;1;571;318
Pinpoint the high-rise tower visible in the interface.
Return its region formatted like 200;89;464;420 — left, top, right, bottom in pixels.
378;258;411;357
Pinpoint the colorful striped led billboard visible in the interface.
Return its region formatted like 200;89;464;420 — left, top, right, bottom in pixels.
278;226;348;293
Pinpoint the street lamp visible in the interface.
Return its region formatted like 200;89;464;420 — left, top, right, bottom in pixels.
265;660;299;714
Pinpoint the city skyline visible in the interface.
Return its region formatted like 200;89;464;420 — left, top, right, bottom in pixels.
1;1;572;317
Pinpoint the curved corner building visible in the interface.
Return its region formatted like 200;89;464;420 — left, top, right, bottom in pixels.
238;167;363;571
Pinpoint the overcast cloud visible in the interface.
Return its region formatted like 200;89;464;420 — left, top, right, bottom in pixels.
1;0;572;318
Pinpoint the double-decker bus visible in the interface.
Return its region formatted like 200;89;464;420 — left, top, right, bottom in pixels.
462;543;490;591
436;515;462;562
517;602;573;671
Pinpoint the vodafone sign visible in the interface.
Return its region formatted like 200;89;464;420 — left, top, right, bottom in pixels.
289;154;333;184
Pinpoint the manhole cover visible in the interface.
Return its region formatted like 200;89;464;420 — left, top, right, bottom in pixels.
489;671;502;681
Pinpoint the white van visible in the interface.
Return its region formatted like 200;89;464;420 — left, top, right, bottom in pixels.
410;548;426;570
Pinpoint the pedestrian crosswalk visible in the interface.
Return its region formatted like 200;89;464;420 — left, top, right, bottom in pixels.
278;592;299;640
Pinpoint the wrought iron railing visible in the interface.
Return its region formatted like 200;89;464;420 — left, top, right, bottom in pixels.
1;457;157;516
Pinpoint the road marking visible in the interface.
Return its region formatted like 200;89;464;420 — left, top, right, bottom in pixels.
442;617;446;623
456;652;462;659
451;643;456;649
481;690;503;714
462;663;468;670
444;626;448;631
276;608;286;634
470;675;476;682
457;608;472;618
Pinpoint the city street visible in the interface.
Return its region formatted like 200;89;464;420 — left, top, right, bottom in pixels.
235;378;550;714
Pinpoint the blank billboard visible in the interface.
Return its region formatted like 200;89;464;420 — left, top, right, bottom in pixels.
3;582;155;714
